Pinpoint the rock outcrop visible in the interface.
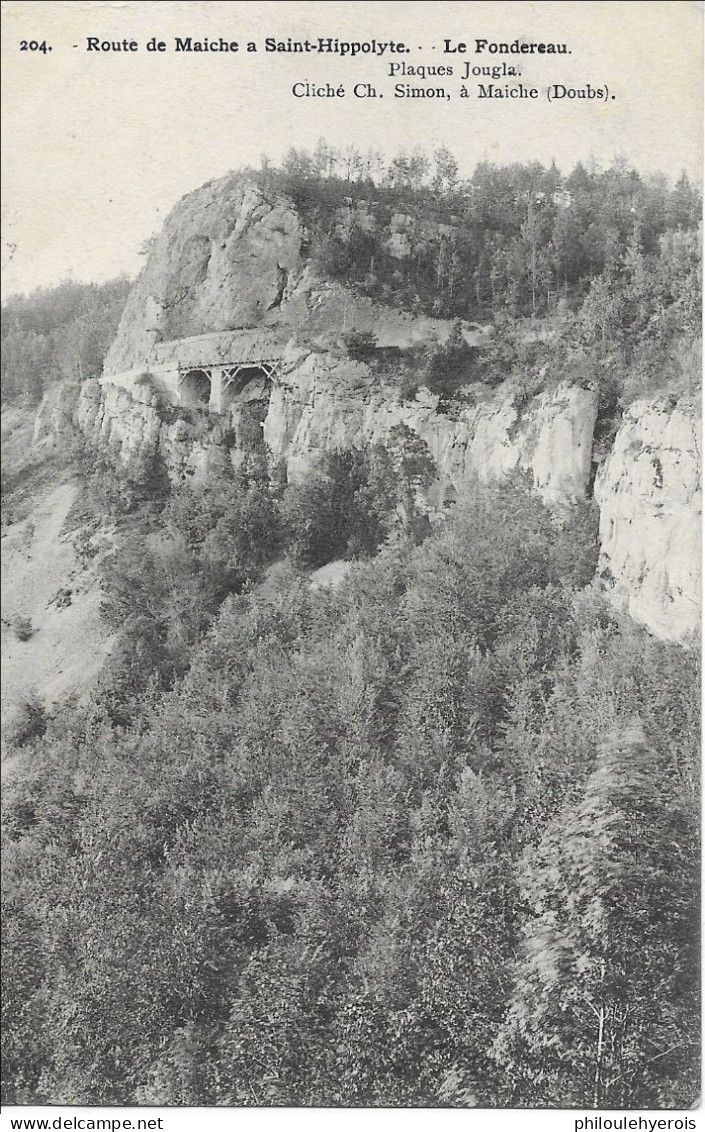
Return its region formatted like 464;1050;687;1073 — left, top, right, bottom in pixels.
76;359;598;507
104;174;481;379
76;369;699;642
77;378;233;483
32;381;81;448
595;397;701;642
104;177;304;374
263;349;597;506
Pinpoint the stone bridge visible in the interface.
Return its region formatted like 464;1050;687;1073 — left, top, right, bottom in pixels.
176;357;281;413
145;329;286;413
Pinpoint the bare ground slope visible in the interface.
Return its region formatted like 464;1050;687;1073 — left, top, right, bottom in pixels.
1;479;114;729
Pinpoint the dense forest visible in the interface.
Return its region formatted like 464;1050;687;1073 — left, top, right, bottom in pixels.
262;145;701;422
267;142;701;322
3;445;699;1107
1;147;701;1108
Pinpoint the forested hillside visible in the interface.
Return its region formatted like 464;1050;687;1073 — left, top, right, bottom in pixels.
2;451;699;1107
1;278;131;403
269;143;700;321
1;147;701;1109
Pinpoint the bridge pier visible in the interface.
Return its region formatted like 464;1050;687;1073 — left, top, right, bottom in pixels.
209;369;224;414
177;358;280;413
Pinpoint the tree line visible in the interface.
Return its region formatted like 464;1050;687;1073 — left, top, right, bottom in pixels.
1;277;131;403
261;143;701;324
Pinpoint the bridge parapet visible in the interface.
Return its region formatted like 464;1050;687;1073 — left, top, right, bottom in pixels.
153;328;286;370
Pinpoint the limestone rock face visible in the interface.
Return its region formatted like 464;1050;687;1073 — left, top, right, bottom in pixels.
77;379;162;462
595;398;701;642
70;373;702;644
76;378;234;484
264;352;597;505
104;176;304;374
32;382;81;448
103;172;488;381
262;356;699;645
76;361;597;507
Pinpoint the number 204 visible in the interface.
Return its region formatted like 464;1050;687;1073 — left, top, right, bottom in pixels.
20;40;51;53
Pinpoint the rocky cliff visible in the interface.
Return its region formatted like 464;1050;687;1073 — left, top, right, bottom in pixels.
72;367;700;641
76;362;597;505
104;175;457;376
49;170;701;643
262;350;597;506
32;381;81;449
595;397;701;642
77;377;234;483
104;176;304;373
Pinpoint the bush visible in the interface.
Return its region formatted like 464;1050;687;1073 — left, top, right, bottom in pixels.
5;691;46;746
343;329;378;360
74;530;99;569
12;615;33;642
281;447;400;569
281;472;347;569
397;370;421;402
423;323;479;398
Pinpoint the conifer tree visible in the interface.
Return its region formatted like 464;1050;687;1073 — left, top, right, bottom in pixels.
494;720;699;1108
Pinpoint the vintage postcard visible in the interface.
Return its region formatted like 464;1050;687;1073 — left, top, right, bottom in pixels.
1;2;701;1128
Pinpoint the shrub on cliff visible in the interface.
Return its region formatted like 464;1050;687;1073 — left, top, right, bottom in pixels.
343;329;378;360
12;615;33;642
281;467;350;570
77;446;171;521
164;467;282;595
422;323;479;399
280;443;425;569
5;690;46;747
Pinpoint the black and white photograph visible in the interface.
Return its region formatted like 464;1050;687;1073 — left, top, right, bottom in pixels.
1;1;701;1125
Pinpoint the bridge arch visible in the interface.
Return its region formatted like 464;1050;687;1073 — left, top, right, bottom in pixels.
180;368;211;407
175;354;282;413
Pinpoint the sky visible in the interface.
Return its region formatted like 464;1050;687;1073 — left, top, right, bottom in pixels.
2;0;702;298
